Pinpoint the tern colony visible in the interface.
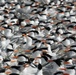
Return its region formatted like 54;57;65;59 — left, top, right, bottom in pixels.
0;0;76;75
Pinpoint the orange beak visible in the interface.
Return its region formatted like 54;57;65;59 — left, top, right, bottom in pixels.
34;62;39;65
48;60;53;62
34;57;41;60
32;25;38;29
24;64;29;67
8;23;13;26
14;50;18;53
5;71;11;75
11;59;16;62
59;68;66;71
20;26;24;28
25;50;31;52
13;56;18;59
22;34;27;37
25;19;30;23
47;13;50;16
40;28;45;30
3;66;10;69
64;47;70;52
63;73;69;75
73;26;76;30
64;49;70;52
42;50;47;53
0;27;5;30
66;6;71;9
41;40;46;43
64;61;70;64
35;2;40;5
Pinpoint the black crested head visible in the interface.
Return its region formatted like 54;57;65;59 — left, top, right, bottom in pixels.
9;73;19;75
54;71;63;75
11;66;21;70
0;68;5;73
38;63;42;70
45;26;51;31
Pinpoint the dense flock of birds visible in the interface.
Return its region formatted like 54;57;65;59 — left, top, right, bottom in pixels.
0;0;76;75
